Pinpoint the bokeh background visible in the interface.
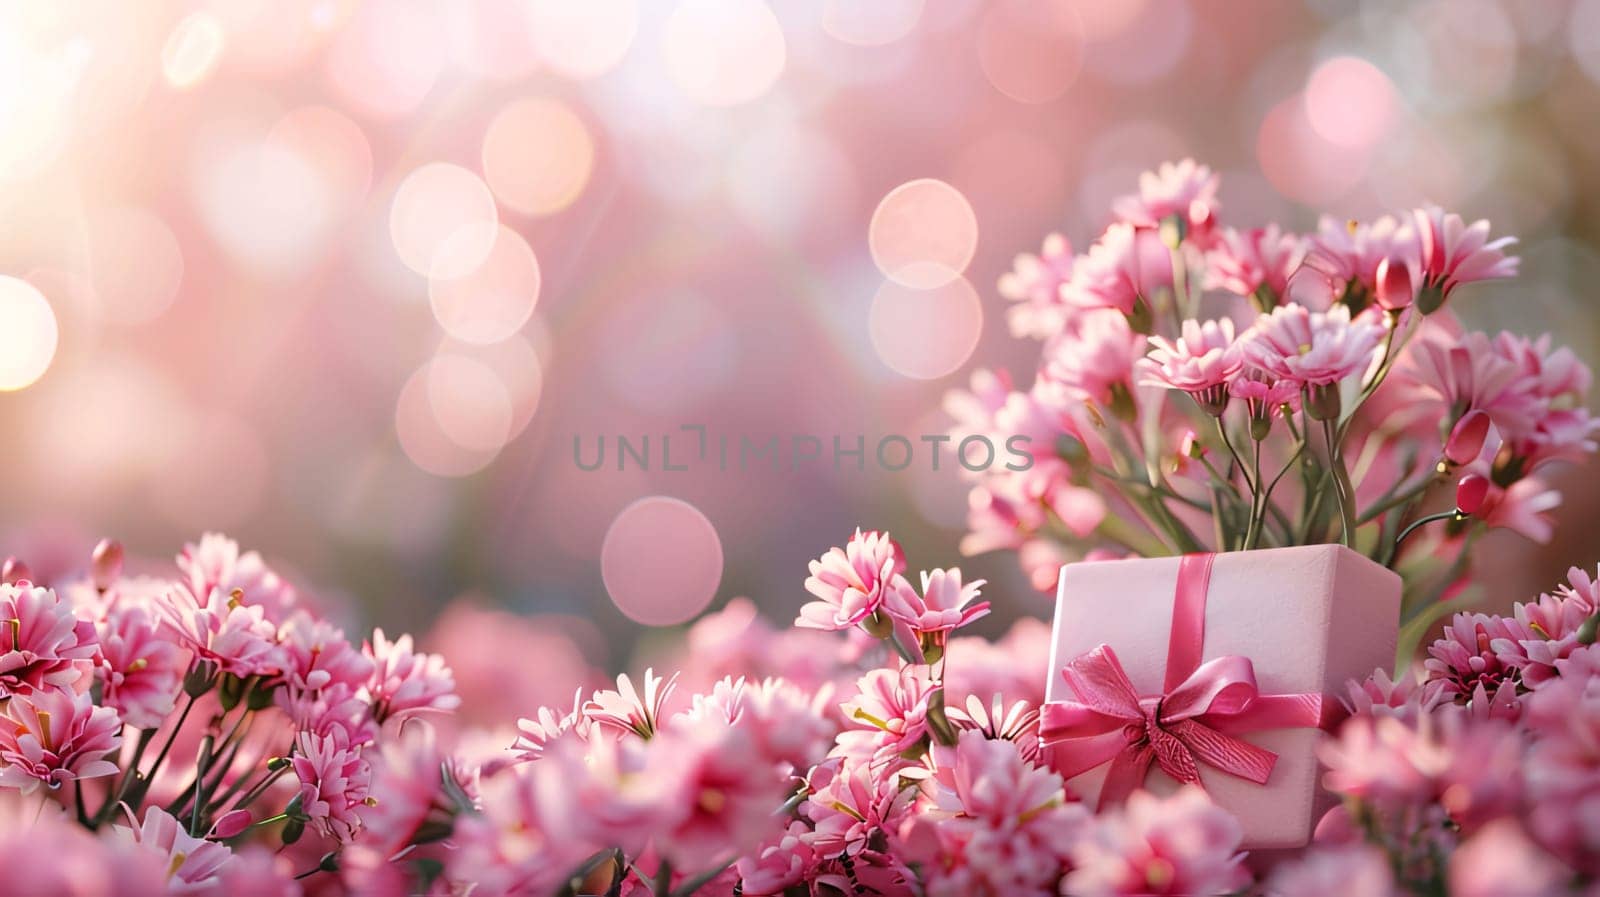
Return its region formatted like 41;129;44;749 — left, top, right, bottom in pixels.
2;0;1599;682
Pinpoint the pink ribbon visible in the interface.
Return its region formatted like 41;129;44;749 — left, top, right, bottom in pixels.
1040;554;1337;808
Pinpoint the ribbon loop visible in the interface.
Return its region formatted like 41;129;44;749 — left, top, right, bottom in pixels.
1041;553;1331;809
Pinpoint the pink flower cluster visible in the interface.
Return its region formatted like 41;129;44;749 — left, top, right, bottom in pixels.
2;526;1598;894
963;159;1583;593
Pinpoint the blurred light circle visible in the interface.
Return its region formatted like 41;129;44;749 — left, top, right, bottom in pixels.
446;0;542;81
952;129;1067;224
662;0;787;107
528;0;639;80
1257;93;1371;205
194;140;332;274
268;106;374;206
438;333;545;438
481;98;596;217
821;0;923;46
1074;0;1147;40
152;414;268;530
601;496;723;626
210;0;320;76
389;163;500;279
324;0;445;119
394;359;501;477
868;274;983;380
1416;0;1516;106
726;123;857;243
424;354;514;452
869;179;978;289
30;358;187;489
0;277;58;391
429;225;542;344
161;11;226;89
1305;56;1397;149
976;0;1083;104
0;37;72;182
83;207;185;324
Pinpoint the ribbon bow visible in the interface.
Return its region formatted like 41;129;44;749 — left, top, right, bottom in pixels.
1040;554;1333;808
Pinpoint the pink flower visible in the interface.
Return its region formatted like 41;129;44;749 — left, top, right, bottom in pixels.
1412;206;1518;310
998;233;1075;340
1205;224;1304;303
93;603;185;729
796;529;912;632
584;668;677;739
111;806;233;893
802;758;917;858
156;585;282;678
0;811;170;895
361;629;460;723
1521;659;1600;872
735;820;818;895
645;722;788;869
1112;159;1219;240
0;580;97;697
0;687;122;791
1401;329;1541;439
1042;309;1144;407
1264;843;1398;897
1319;713;1450;809
908;731;1084;897
176;533;299;624
1299;213;1418;302
1343;666;1439;722
291;727;373;844
452;763;588;897
840;666;935;755
512;688;589;762
531;731;669;855
1478;476;1562;543
1424;612;1523;703
1228;369;1301;424
278;612;373;695
1062;787;1248;897
1490;570;1597;689
1139;318;1243;413
677;677;837;776
1062;223;1174;317
1240;302;1384;386
1490;331;1598;470
945;694;1043;765
880;568;990;637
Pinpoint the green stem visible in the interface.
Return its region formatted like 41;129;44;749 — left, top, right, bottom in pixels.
1323;419;1359;548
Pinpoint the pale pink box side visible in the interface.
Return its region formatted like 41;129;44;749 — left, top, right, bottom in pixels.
1044;544;1399;848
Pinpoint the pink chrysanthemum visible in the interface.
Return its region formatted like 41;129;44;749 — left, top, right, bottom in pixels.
1299;214;1418;299
945;694;1043;765
1424;612;1524;703
1520;663;1600;874
1412;206;1519;306
1343;666;1439;723
736;820;819;895
880;568;990;637
1062;787;1248;897
93;603;185;729
176;533;299;624
512;689;589;762
1061;222;1174;316
998;233;1075;340
156;585;282;678
1265;843;1398;897
802;758;917;859
292;727;374;844
645;722;788;868
1476;476;1562;543
1489;331;1599;471
0;580;97;698
1042;309;1145;409
1205;224;1305;303
796;529;912;632
111;806;233;893
451;763;587;897
361;628;460;723
1111;158;1220;239
840;666;935;756
0;687;122;792
1139;318;1244;413
278;612;373;695
1491;569;1597;689
1240;302;1384;386
584;668;678;739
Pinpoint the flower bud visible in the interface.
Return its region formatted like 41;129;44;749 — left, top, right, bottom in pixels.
1159;213;1188;249
1456;473;1490;516
210;809;252;840
90;539;124;592
1;557;31;585
1444;411;1490;466
1306;383;1342;421
1374;258;1414;311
